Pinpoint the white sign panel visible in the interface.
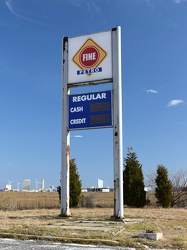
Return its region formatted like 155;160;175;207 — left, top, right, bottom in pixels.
68;30;112;84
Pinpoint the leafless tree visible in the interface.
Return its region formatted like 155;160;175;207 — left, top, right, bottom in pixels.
170;169;187;207
145;171;156;189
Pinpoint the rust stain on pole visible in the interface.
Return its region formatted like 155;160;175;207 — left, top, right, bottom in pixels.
66;145;70;162
66;145;71;216
113;179;117;218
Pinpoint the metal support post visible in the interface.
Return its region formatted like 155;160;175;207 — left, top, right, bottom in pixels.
61;37;71;216
112;26;124;219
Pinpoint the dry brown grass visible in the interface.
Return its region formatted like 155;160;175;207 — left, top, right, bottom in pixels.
0;191;59;210
0;192;187;249
0;191;114;210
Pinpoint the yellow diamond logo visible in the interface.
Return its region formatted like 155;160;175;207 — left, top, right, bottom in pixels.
73;39;107;71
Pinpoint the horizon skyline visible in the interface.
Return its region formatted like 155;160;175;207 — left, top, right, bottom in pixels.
2;177;110;190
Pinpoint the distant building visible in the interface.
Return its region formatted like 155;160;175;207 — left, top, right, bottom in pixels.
40;179;44;190
97;179;103;188
22;179;30;191
5;184;11;191
101;188;110;192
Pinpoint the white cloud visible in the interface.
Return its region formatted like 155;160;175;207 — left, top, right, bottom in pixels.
147;89;158;94
5;0;31;21
173;0;186;4
71;135;83;138
167;99;184;107
66;0;100;15
5;0;15;15
5;0;45;24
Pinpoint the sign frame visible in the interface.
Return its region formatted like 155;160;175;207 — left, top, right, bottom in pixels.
67;30;112;86
61;27;123;220
68;90;112;130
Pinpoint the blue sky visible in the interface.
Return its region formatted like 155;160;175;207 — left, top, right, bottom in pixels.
0;0;187;190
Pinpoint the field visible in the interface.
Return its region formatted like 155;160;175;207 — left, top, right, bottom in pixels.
0;191;60;210
0;191;187;249
0;191;114;210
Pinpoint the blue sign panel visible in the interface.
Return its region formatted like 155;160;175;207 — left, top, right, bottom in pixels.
68;90;112;130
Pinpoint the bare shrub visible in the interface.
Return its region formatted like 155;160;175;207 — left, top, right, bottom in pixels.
79;194;95;208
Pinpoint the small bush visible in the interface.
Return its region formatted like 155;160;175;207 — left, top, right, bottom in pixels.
79;194;95;208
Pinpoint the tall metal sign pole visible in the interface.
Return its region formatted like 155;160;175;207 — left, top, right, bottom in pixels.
61;26;123;219
61;37;71;216
112;27;123;219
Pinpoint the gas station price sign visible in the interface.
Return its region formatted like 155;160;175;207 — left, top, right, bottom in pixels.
68;90;112;130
